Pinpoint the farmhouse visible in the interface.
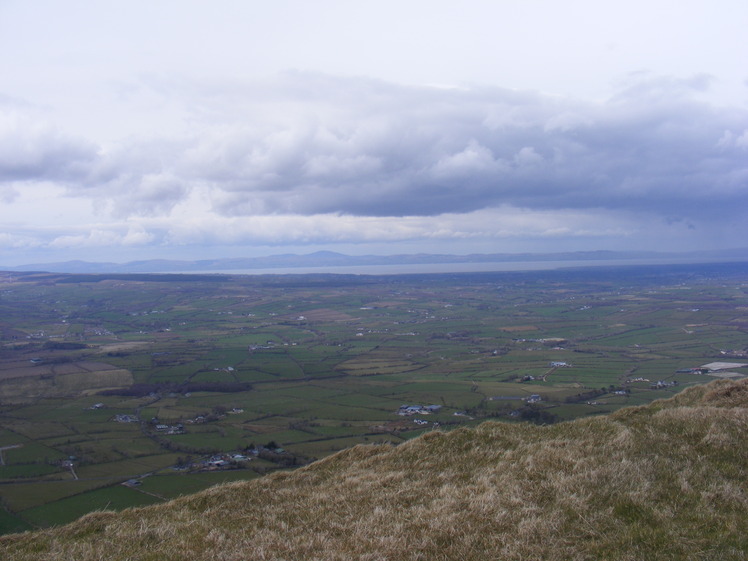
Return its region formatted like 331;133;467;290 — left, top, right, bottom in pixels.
397;405;423;416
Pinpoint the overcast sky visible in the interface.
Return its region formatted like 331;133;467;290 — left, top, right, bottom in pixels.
1;0;747;265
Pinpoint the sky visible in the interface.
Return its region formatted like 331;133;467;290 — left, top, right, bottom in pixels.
1;0;747;265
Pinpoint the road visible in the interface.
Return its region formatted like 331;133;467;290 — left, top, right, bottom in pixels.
0;444;23;466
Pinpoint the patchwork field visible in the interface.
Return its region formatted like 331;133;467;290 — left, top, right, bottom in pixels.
0;262;747;533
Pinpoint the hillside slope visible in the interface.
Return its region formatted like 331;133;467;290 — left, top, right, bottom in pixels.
3;379;747;560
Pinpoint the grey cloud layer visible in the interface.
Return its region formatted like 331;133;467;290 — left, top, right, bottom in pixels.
0;106;96;184
3;73;747;222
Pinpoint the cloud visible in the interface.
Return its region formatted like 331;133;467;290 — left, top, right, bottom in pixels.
0;184;19;203
0;103;98;183
156;208;632;247
2;72;747;243
0;230;42;250
163;72;746;222
718;129;748;150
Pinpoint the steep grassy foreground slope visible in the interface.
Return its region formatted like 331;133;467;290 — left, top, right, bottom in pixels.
3;379;747;561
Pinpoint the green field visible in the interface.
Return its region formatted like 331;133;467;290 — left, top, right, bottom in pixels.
19;484;164;529
1;263;747;533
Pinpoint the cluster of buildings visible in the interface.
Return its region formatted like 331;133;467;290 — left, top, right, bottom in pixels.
651;380;679;389
396;404;442;416
180;444;289;472
202;452;252;469
154;422;185;435
248;342;279;351
113;414;138;423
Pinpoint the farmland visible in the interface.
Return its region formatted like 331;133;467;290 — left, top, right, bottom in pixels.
1;262;747;533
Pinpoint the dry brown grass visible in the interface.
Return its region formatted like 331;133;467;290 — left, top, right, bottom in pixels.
499;325;539;332
3;378;747;560
0;368;133;403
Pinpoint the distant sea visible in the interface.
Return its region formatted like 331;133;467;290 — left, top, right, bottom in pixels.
177;257;735;276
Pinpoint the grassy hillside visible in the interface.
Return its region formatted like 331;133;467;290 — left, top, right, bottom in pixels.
2;378;747;560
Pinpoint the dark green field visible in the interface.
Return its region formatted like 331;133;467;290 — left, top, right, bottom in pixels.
1;263;747;533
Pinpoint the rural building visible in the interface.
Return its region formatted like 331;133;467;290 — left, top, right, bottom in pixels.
397;404;442;416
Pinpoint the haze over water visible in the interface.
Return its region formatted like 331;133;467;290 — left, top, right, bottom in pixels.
184;257;740;276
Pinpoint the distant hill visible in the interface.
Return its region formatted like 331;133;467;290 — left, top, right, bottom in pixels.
3;378;747;560
3;248;748;273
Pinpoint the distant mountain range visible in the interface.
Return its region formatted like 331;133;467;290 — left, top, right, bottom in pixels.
3;248;748;274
